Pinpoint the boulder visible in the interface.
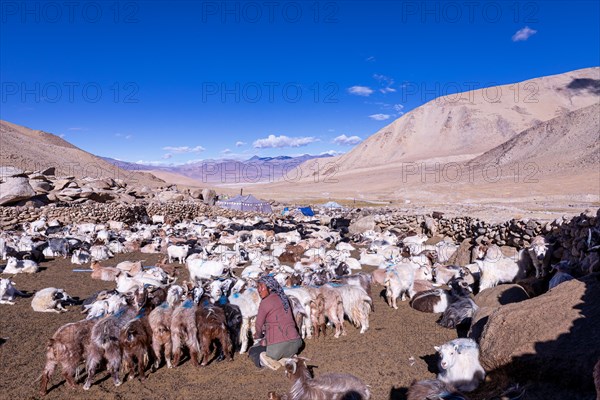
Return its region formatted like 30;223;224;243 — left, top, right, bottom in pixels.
447;238;473;266
0;166;27;178
157;191;185;202
53;179;72;191
474;284;530;308
349;215;377;235
468;306;497;342
0;176;36;205
479;274;600;390
30;180;54;193
202;188;217;206
41;167;56;176
190;189;203;200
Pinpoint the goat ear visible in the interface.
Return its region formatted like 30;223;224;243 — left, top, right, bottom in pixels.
434;345;441;352
454;344;461;354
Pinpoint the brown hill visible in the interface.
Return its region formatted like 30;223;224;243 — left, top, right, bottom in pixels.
0;120;163;187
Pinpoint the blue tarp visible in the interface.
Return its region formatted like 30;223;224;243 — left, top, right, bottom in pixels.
299;207;314;216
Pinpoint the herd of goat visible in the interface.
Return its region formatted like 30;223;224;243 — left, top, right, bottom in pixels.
1;212;599;399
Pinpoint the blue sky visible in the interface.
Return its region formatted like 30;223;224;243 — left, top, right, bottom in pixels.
1;0;599;165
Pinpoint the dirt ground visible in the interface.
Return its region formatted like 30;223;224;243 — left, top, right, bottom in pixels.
0;252;596;400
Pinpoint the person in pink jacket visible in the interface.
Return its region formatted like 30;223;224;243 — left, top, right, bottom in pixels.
249;275;303;370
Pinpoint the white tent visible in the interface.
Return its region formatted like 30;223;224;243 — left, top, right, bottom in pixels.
322;201;343;209
216;194;273;213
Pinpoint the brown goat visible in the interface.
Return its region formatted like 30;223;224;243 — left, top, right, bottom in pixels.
40;319;95;395
90;261;120;281
318;286;346;338
120;309;154;381
170;288;203;367
196;303;233;365
83;288;147;390
309;293;326;338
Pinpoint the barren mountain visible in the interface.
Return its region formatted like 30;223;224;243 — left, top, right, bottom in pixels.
249;68;599;212
102;154;333;185
332;67;600;172
0;120;163;186
470;103;600;173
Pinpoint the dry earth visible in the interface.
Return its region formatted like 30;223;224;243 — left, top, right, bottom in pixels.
0;252;596;400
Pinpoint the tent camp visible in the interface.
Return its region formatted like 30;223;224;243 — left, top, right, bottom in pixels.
322;201;343;209
216;194;273;213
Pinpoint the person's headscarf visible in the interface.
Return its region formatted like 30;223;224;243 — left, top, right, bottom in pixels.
258;275;290;313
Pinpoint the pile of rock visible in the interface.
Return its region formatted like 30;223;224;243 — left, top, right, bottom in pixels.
0;167;218;207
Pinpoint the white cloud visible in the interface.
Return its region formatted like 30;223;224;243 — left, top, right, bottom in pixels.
320;150;344;156
221;148;232;154
253;134;319;149
125;135;133;140
162;153;173;159
235;141;246;147
365;56;376;62
58;133;66;138
162;145;205;153
374;74;396;94
369;113;391;121
512;26;537;42
333;134;362;145
393;104;404;113
347;86;374;96
135;160;172;166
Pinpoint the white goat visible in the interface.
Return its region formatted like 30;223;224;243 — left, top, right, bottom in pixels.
71;249;91;265
434;338;485;392
384;264;415;309
31;288;74;313
528;236;549;278
0;278;26;304
167;244;189;264
3;257;39;274
228;288;261;353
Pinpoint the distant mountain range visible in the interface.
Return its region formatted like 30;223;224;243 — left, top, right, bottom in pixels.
101;153;333;185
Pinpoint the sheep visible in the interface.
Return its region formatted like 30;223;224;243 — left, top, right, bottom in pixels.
406;379;465;400
31;288;76;313
434;338;485;392
274;355;371;400
548;261;574;290
438;297;478;329
384;264;415;309
148;285;185;370
83;288;148;390
39;319;96;395
168;244;190;264
528;236;549;278
71;249;91;265
0;278;26;304
2;257;39;274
